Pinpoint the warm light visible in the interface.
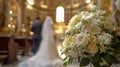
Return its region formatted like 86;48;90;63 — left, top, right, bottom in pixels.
8;24;11;28
30;32;34;36
12;25;15;29
86;0;91;4
9;10;13;14
56;6;64;23
55;28;63;34
27;5;33;10
73;3;79;7
41;5;48;8
30;21;33;24
87;3;93;9
10;17;13;21
22;28;26;32
27;0;34;5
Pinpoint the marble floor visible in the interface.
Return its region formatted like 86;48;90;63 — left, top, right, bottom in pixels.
1;45;120;67
1;52;34;67
1;53;80;67
2;55;120;67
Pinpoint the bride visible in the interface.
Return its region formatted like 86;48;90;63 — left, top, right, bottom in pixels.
18;16;63;67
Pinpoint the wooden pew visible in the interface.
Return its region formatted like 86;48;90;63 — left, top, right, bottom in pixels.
27;37;33;46
0;35;18;64
14;36;30;56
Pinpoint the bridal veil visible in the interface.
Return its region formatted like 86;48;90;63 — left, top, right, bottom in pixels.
18;16;63;67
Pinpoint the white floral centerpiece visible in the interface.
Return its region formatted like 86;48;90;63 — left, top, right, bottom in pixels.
61;5;120;67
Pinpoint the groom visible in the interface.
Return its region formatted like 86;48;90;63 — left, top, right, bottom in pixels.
31;17;42;54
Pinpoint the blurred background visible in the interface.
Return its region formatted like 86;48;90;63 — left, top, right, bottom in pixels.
0;0;117;36
0;0;119;67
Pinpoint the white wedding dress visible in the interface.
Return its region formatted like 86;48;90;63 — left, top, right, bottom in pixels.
18;16;63;67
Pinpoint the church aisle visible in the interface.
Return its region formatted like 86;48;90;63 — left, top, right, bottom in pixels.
1;54;120;67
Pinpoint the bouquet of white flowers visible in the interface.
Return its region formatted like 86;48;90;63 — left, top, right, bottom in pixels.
61;5;120;67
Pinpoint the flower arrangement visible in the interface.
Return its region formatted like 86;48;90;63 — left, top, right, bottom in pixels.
61;5;120;67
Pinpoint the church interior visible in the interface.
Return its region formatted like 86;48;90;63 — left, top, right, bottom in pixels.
0;0;120;67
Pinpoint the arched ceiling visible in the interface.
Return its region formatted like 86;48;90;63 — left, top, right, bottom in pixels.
29;0;93;12
34;0;85;9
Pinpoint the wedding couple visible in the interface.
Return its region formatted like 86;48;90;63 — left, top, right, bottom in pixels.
18;16;63;67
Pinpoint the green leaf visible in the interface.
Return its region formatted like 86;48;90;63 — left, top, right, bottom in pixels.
100;65;109;67
93;53;101;62
103;54;116;66
91;53;101;67
91;61;100;67
78;56;81;62
63;57;73;65
80;58;90;67
108;48;119;53
63;57;69;65
69;58;73;64
111;36;120;49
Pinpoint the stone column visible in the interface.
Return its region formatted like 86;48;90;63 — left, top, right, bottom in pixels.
110;0;116;12
96;0;101;9
4;0;11;27
99;0;111;15
19;0;26;36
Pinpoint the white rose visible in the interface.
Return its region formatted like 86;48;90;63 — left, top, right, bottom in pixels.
88;34;98;45
75;22;82;29
98;33;113;45
90;23;101;34
96;10;106;15
98;15;115;30
67;15;80;30
63;35;76;47
81;14;93;21
87;44;98;55
91;5;98;11
79;11;89;17
69;15;79;25
76;32;89;46
103;17;114;30
84;13;95;20
83;22;101;35
103;33;113;45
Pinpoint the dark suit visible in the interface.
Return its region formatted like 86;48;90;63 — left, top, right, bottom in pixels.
31;20;42;54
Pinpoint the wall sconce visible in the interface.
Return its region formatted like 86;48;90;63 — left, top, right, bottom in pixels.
86;0;91;4
9;10;13;14
27;0;34;5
